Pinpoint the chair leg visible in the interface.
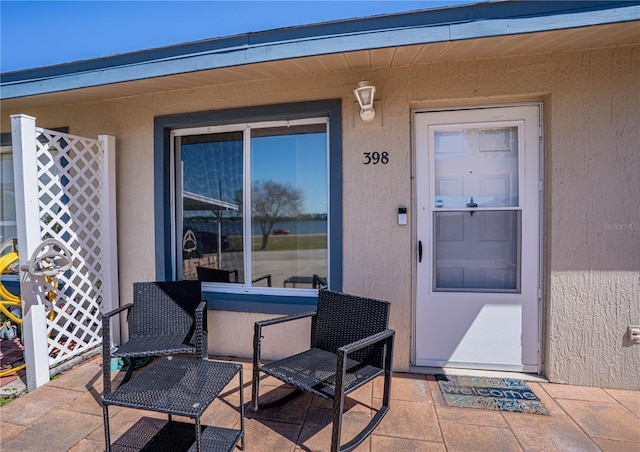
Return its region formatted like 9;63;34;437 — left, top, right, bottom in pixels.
251;366;260;411
330;391;345;452
336;383;390;452
103;405;112;452
251;365;302;409
252;323;262;411
331;348;348;452
335;335;394;451
103;356;112;396
120;358;135;386
251;325;302;410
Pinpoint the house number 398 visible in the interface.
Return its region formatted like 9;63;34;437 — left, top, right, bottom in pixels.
363;151;389;165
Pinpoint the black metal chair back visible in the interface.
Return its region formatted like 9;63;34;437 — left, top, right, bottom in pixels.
312;289;390;366
131;280;203;338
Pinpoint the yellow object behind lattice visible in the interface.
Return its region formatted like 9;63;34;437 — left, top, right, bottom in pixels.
0;251;22;324
0;249;26;377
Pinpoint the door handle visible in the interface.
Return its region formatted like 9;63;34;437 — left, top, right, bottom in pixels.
418;240;423;263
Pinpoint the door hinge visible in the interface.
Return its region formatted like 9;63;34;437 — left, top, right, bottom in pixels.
538;288;543;300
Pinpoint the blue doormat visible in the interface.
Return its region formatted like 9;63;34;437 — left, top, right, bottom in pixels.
436;374;549;415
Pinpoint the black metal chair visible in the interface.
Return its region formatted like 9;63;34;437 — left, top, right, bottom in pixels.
102;280;207;395
252;289;394;452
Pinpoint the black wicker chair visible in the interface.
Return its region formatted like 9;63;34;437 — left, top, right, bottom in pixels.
102;281;207;395
252;289;394;452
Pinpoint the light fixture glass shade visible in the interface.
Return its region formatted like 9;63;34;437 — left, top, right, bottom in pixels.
354;81;376;122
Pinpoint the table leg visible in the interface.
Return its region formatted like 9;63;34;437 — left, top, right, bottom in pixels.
239;367;245;451
102;405;111;452
195;417;202;452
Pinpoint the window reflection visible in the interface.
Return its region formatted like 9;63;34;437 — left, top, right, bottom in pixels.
251;125;328;288
180;132;244;282
178;122;328;290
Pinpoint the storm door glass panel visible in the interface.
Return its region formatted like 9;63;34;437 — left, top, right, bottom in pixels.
434;210;521;291
434;127;519;209
432;125;521;292
0;148;17;244
250;124;328;289
180;132;244;282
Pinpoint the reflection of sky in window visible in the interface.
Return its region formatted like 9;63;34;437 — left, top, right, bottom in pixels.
251;132;327;214
182;131;327;215
182;138;243;206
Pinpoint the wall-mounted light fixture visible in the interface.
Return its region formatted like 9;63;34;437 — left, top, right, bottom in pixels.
354;81;376;122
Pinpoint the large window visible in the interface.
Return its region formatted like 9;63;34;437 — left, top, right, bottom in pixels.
155;100;342;305
173;118;330;293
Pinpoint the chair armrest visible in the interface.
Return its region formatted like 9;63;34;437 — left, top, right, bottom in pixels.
333;329;395;404
101;302;134;352
255;310;316;329
102;303;133;397
253;311;316;365
337;329;395;356
103;302;134;319
195;301;207;331
195;301;207;359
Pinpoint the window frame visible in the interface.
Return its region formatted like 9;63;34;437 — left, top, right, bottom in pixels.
154;100;342;313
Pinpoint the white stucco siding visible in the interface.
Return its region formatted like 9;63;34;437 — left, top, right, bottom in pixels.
545;46;640;390
2;44;638;389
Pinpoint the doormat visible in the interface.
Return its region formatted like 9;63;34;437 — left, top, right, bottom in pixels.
436;374;549;415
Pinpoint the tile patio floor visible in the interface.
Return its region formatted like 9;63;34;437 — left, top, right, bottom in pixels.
0;354;638;451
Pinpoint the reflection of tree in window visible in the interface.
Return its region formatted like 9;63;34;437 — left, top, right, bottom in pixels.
251;180;302;250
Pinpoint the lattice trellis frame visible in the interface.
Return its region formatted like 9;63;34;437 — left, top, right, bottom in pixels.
34;129;105;366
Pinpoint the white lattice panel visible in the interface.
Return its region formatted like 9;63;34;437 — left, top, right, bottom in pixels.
34;129;104;366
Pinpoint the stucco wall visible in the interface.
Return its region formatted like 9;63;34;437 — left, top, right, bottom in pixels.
3;44;639;389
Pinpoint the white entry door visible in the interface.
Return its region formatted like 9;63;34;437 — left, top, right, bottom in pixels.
415;105;542;372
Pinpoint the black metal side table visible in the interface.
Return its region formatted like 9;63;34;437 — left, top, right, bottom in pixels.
103;356;245;451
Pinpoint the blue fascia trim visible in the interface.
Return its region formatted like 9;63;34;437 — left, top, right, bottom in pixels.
2;2;639;99
154;99;342;297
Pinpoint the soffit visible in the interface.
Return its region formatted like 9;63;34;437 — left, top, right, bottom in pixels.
3;21;638;111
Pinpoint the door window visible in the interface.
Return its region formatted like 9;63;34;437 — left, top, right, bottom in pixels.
431;125;523;293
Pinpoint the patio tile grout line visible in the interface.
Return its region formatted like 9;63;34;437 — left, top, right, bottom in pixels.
534;383;605;449
499;411;527;452
426;374;449;449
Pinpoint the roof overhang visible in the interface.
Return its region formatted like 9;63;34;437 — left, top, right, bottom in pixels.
2;1;639;110
183;192;239;212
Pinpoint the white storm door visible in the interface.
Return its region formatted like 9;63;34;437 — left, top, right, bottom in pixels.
415;105;541;372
